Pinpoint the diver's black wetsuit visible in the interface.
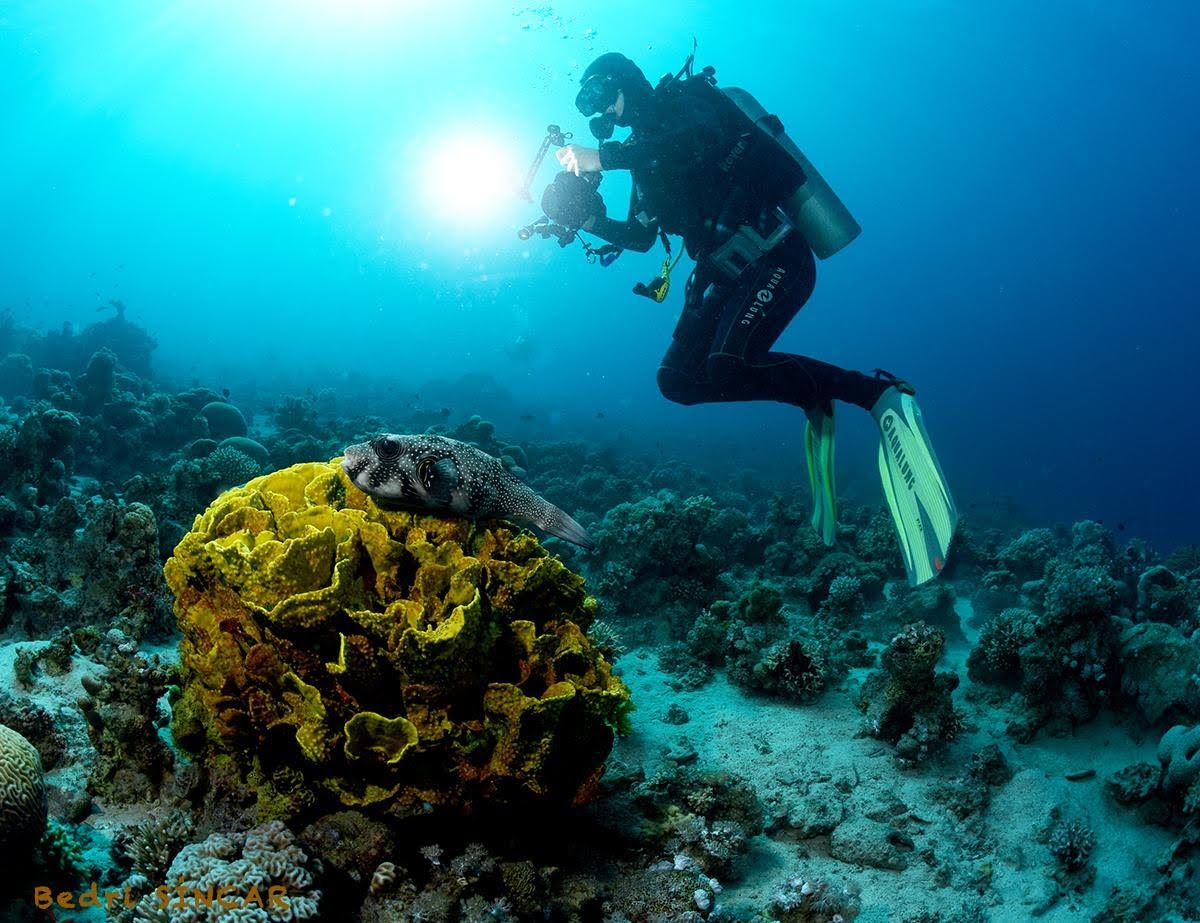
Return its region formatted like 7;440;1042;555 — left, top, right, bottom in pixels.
588;81;889;414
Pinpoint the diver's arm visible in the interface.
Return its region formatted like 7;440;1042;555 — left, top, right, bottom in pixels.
588;215;657;252
599;96;724;173
586;186;658;252
597;141;644;172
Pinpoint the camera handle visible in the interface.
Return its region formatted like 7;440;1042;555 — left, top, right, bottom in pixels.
518;124;572;203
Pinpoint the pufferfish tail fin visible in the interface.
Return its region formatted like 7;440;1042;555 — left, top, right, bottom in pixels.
526;496;595;550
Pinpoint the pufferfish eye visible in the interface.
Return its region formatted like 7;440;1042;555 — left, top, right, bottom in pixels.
374;436;401;461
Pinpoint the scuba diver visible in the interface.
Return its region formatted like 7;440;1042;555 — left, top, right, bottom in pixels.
538;51;957;585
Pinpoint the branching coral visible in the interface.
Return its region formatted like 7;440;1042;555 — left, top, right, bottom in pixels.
271;396;322;436
966;608;1036;685
1048;817;1096;875
751;639;828;703
598;764;766;889
116;810;194;884
204;445;262;487
807;552;887;609
36;820;91;888
933;744;1013;819
815;575;865;629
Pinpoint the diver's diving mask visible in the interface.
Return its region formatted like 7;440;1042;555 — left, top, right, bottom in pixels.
575;73;619;118
577;73;621;141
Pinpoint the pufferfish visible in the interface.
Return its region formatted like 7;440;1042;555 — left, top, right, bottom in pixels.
340;433;594;549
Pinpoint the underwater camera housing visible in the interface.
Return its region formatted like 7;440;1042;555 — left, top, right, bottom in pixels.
517;123;581;246
517;122;603;241
516;124;621;266
539;170;604;230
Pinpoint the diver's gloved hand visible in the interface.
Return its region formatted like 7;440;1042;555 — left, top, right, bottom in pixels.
541;171;606;231
555;143;602;176
872;368;916;396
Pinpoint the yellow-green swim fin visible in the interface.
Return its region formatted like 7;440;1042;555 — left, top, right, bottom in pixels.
870;386;958;585
805;405;837;546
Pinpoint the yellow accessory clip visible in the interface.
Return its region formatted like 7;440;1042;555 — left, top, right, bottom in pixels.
649;257;673;302
633;248;684;303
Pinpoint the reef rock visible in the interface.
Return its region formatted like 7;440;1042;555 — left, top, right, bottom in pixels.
829;816;912;870
1117;620;1200;723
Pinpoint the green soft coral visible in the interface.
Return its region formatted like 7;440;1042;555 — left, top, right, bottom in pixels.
166;460;630;819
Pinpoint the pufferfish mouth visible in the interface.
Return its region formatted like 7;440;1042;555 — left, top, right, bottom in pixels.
340;444;370;479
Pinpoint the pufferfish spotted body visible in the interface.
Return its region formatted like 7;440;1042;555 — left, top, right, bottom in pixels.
341;433;594;549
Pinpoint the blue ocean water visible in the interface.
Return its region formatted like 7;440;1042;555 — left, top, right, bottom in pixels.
2;4;1200;922
3;1;1197;547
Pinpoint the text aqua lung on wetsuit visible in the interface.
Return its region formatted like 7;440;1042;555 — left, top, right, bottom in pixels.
739;266;786;326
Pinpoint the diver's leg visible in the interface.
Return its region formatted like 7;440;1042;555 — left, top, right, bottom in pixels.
706;236;890;411
657;268;732;405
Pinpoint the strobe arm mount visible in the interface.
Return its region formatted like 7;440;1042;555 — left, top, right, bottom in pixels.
518;124;572;202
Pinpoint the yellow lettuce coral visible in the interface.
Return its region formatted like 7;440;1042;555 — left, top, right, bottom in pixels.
166;461;630;818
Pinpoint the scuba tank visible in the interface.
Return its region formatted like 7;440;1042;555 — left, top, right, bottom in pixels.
720;87;861;260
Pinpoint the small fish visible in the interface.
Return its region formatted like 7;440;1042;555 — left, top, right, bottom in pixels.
519;413;536;422
595;411;606;419
341;433;593;549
